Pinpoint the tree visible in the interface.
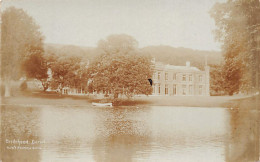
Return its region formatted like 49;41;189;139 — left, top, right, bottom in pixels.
22;46;49;91
87;34;153;99
211;0;260;95
1;7;45;96
49;54;88;94
98;34;138;55
210;64;226;95
210;0;260;95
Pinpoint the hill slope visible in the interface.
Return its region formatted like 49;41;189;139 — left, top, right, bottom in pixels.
44;44;223;69
141;46;223;70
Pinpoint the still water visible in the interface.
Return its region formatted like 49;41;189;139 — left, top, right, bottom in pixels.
1;104;259;162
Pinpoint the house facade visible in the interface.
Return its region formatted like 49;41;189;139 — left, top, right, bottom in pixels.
151;59;210;96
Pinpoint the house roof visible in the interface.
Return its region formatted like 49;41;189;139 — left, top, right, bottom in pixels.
155;62;201;72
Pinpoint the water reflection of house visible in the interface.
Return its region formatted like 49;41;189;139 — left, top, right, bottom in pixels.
151;58;210;96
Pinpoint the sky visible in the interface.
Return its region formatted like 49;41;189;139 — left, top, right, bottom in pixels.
2;0;226;51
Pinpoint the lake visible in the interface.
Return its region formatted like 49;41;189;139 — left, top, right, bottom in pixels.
1;104;259;162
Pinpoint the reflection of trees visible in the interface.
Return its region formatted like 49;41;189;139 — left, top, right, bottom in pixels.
92;108;152;162
1;105;41;162
226;96;259;162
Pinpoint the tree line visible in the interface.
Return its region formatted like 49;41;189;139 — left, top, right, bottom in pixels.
2;2;259;98
1;7;153;98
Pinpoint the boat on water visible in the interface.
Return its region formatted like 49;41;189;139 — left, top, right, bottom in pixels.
92;102;113;107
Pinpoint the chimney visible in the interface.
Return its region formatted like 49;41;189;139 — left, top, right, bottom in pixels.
205;55;208;67
151;57;155;64
186;61;190;67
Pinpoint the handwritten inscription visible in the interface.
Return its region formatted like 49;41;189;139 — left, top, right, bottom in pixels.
5;139;45;150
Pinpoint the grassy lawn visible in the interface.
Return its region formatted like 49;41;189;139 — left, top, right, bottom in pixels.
135;95;254;107
1;91;256;107
1;92;92;106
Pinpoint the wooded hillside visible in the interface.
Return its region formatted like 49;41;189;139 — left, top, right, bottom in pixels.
44;44;223;70
141;45;223;70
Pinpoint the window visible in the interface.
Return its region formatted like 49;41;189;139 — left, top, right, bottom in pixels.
199;75;203;82
189;74;192;81
173;84;177;95
153;85;155;94
189;85;193;95
182;74;186;81
158;72;161;80
158;84;161;94
165;84;168;95
182;85;186;95
199;85;203;95
173;73;176;80
165;73;168;81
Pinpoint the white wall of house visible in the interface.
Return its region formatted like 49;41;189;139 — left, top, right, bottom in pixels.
152;61;210;96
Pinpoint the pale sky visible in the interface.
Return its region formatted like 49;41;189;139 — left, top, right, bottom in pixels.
2;0;225;51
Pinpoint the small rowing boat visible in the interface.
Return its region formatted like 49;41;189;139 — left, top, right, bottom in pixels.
92;102;113;107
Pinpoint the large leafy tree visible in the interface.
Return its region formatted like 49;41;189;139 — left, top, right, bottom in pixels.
210;64;226;95
88;34;153;98
22;46;48;91
49;54;88;93
1;7;46;96
210;0;260;95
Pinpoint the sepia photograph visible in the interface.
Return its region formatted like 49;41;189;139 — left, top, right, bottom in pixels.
0;0;259;161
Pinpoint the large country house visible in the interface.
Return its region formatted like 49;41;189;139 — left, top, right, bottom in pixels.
50;58;210;97
151;58;210;96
